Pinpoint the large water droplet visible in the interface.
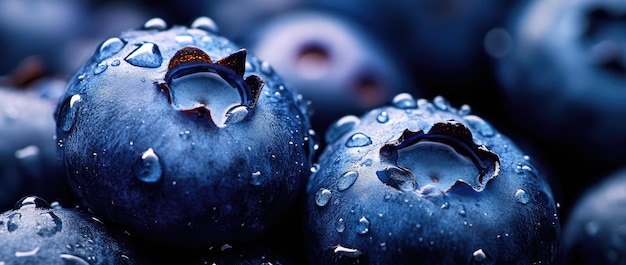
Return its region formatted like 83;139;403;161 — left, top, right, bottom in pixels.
515;189;529;204
97;37;126;61
142;17;167;30
93;62;108;75
315;188;332;207
249;171;262;186
125;43;162;68
392;93;417;109
223;105;248;125
59;94;81;132
13;196;50;210
325;115;360;143
376;167;416;192
376;111;389;123
472;248;487;263
36;211;63;237
7;213;21;232
59;253;91;265
345;133;372;148
337;171;359;191
191;16;219;33
135;148;162;183
356;216;370;234
336;218;345;233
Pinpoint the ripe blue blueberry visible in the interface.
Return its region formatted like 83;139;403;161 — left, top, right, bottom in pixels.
0;81;71;212
559;167;626;265
0;196;144;264
54;17;316;248
304;94;560;264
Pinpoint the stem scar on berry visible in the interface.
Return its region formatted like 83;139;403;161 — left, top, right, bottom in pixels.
377;119;501;193
156;45;264;127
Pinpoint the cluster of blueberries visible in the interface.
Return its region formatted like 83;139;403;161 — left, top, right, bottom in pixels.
1;0;626;264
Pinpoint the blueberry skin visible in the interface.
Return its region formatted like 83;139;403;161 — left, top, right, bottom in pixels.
558;167;626;265
0;196;143;265
0;83;71;212
304;94;560;264
54;18;315;248
494;0;626;164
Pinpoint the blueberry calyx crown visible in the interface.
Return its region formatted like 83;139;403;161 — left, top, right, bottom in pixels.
157;46;264;127
377;120;500;193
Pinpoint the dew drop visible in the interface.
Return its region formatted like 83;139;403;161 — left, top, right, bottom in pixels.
7;213;21;232
14;246;39;257
458;104;471;116
179;130;191;140
249;171;262;186
58;94;81;132
325;115;360;143
345;133;372;147
376;111;389;123
433;96;450;111
175;34;195;45
315;188;332;207
13;196;50;210
356;216;370;234
223;105;248;125
135;148;162;183
97;37;126;60
337;171;359;191
125;43;162;68
336;218;345;233
463;115;495;137
515;189;529;204
111;59;120;66
142;17;167;30
441;201;450;209
36;211;63;237
191;16;219;33
260;61;274;75
392;93;417;109
472;248;487;263
93;61;108;75
59;253;91;265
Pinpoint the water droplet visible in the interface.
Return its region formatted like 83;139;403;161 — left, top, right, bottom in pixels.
93;61;108;75
245;61;255;72
97;37;126;60
472;248;487;263
260;61;274;75
191;16;219;33
125;43;162;68
111;59;120;66
458;104;471;116
58;94;81;132
60;253;91;265
249;171;262;186
336;218;345;233
463;115;494;137
337;171;359;191
135;148;162;183
459;206;467;217
356;216;370;234
223;105;248;125
36;211;63;237
325;115;360;143
392;93;417;109
179;130;191;140
14;246;40;257
345;133;372;148
441;201;450;209
143;17;167;30
175;34;195;45
515;189;529;204
7;213;21;232
376;111;389;123
433;96;450;111
315;188;332;206
13;196;50;210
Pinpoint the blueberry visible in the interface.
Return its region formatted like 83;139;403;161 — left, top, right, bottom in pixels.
0;81;72;212
493;0;626;165
54;17;316;248
239;10;417;135
304;94;560;264
559;167;626;265
0;196;144;264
